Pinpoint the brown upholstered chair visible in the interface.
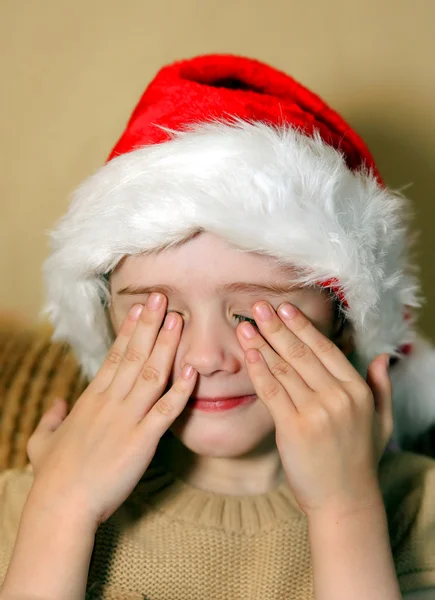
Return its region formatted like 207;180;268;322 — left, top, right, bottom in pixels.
0;316;88;470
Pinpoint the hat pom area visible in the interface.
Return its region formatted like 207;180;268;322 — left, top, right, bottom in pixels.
38;118;435;450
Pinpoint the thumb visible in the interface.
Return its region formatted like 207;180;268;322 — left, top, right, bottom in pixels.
27;398;69;466
366;353;393;437
36;397;69;434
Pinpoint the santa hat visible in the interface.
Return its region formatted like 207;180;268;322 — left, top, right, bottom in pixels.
41;54;435;451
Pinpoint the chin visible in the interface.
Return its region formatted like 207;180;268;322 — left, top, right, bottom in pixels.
168;403;277;458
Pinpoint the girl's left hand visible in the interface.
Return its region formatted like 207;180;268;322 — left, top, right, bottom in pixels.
236;301;393;519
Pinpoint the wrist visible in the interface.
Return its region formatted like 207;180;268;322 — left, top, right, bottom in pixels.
307;496;388;544
306;485;385;525
307;491;401;600
26;484;99;535
1;492;96;600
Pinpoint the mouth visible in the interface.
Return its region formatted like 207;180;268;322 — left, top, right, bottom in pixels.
186;394;257;412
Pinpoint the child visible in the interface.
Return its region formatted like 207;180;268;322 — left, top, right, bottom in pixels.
0;54;434;599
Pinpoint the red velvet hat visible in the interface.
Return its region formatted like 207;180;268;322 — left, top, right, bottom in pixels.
107;54;383;187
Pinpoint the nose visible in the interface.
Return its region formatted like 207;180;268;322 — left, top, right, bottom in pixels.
178;318;240;377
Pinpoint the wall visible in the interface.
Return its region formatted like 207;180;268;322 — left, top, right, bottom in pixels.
1;0;434;339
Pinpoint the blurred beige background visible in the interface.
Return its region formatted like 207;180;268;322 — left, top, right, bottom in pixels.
0;0;434;339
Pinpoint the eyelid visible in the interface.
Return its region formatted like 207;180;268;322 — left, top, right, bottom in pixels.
233;314;259;328
162;308;259;328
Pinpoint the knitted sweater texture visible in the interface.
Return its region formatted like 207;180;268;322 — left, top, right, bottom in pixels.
1;318;435;598
1;441;435;600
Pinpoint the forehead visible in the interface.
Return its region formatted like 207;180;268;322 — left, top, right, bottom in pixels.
111;232;300;287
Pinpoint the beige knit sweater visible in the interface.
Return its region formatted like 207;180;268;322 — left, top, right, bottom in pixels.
1;319;435;598
1;438;435;600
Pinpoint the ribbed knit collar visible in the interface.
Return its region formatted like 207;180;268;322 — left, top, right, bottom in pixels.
134;440;306;535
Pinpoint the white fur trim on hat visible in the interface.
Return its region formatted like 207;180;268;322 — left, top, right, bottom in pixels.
41;120;433;448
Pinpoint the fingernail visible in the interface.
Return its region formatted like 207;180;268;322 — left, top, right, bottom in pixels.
147;293;163;310
129;304;144;320
182;365;195;379
164;313;178;330
278;303;297;320
241;322;257;339
254;302;273;321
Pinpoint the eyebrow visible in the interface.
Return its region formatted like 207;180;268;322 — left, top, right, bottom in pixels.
116;282;304;297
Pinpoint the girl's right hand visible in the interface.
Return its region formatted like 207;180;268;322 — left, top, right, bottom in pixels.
25;293;196;530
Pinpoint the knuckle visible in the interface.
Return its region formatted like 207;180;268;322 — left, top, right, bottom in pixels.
261;381;281;401
286;341;309;361
298;405;330;439
105;346;124;367
141;309;160;325
172;382;187;396
124;346;146;363
314;335;335;355
268;319;284;335
331;389;354;416
335;386;352;405
352;385;373;411
140;364;161;384
154;397;175;416
256;340;270;354
271;360;291;378
291;314;310;333
156;333;174;349
311;406;331;431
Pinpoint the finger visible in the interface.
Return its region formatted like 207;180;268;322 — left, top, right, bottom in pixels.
366;354;393;439
244;347;299;419
138;364;198;438
51;396;69;419
105;293;169;399
37;398;69;432
276;302;358;383
88;303;146;394
123;312;184;420
28;399;69;461
245;301;338;391
236;317;322;407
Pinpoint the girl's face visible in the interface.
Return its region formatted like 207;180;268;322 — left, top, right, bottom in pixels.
108;232;350;459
